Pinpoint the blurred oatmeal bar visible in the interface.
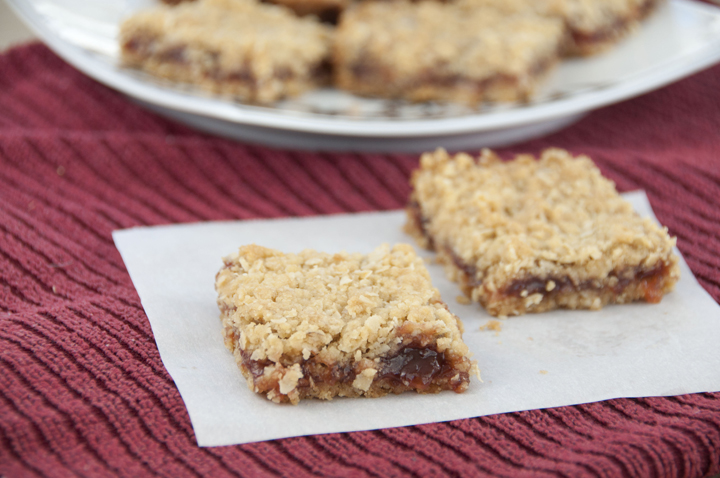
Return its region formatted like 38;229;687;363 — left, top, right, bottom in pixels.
119;0;333;104
333;1;566;105
406;148;680;317
215;244;478;404
459;0;663;55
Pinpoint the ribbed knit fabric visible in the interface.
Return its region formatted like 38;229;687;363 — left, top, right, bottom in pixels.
1;43;719;478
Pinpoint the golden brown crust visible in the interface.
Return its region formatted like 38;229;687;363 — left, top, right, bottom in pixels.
215;244;478;404
119;0;333;104
406;148;680;317
333;1;566;104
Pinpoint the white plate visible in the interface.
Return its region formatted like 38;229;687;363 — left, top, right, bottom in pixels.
9;0;720;151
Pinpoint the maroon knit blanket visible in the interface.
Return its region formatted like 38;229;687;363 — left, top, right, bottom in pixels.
1;43;719;478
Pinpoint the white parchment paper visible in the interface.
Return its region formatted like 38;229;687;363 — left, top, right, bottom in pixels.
113;191;720;447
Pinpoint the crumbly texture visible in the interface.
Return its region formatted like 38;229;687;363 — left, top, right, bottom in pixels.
406;148;680;317
459;0;661;55
216;243;478;404
334;1;566;104
119;0;333;104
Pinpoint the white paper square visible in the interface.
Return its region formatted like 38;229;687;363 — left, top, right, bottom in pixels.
113;191;720;447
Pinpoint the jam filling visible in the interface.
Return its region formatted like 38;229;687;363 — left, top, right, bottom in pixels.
238;338;469;399
383;347;440;383
408;200;436;250
315;7;342;24
377;344;465;392
157;45;187;63
448;247;482;288
263;0;344;24
502;263;670;303
123;36;155;57
124;39;328;87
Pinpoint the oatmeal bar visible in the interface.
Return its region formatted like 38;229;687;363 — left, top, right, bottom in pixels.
333;1;566;104
405;148;680;317
119;0;333;104
459;0;661;55
215;244;477;404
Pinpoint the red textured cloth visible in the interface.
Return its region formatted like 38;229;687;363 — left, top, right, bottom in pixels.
1;43;719;478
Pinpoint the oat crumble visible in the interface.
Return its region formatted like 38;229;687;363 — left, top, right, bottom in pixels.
216;243;478;404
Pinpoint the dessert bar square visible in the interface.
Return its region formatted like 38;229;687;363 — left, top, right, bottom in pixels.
120;0;333;104
333;1;566;104
215;244;477;404
406;148;680;317
460;0;661;55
